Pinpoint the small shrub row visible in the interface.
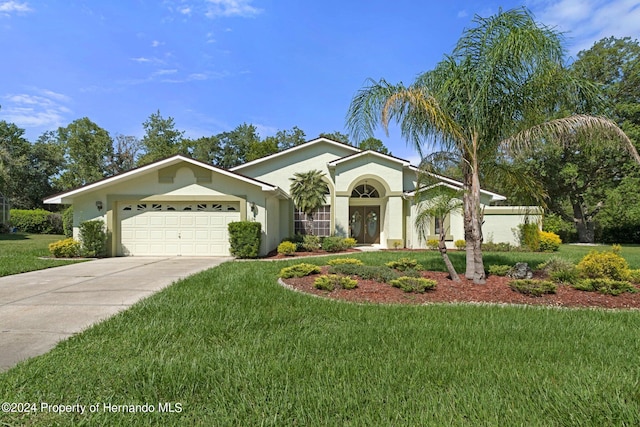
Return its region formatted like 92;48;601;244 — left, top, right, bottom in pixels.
327;258;363;266
279;263;321;279
322;236;357;252
329;264;399;283
537;256;579;284
573;279;637;296
390;276;436;293
314;274;358;291
454;239;466;250
482;241;514;252
509;279;557;297
385;258;423;271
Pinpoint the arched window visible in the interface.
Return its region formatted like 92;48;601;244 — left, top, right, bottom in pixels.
351;184;379;198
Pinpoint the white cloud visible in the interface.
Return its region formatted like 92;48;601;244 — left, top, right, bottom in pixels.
130;57;152;63
529;0;640;55
204;0;262;18
179;6;191;15
0;89;71;131
151;40;164;47
0;1;32;14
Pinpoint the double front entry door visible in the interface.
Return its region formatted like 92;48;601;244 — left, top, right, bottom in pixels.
349;206;380;244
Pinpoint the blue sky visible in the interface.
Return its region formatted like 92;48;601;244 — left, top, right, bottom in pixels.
1;0;639;163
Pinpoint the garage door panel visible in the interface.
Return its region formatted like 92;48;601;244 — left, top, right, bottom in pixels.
120;202;239;256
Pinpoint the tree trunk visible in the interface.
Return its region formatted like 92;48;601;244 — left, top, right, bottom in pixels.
470;165;486;284
439;233;460;282
571;198;600;243
463;163;475;280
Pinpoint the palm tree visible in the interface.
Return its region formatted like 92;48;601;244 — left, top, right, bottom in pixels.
347;7;639;284
289;170;328;235
414;183;462;282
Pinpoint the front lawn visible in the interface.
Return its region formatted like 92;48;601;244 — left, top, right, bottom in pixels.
0;233;86;277
1;251;639;425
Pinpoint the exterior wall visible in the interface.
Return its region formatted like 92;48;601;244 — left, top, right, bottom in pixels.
483;206;542;246
406;202;540;249
235;142;357;192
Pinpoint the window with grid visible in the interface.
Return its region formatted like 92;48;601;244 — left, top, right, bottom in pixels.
294;205;331;236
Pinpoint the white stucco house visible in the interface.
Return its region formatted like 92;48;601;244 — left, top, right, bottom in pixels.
43;137;539;257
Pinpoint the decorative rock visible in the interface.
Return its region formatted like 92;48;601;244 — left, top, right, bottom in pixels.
507;262;533;280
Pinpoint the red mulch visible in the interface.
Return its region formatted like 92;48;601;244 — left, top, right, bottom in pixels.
281;266;640;310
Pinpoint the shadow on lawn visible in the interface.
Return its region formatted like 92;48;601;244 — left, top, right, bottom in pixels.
0;233;31;241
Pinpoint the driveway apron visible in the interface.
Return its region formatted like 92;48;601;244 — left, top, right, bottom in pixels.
0;257;228;372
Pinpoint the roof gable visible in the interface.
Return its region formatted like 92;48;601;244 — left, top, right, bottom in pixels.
44;155;280;204
327;150;410;167
230;137;360;172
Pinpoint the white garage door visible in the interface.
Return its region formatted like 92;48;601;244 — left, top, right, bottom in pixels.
119;202;241;256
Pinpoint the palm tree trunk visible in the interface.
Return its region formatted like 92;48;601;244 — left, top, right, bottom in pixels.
439;232;460;282
468;141;486;284
463;160;475;280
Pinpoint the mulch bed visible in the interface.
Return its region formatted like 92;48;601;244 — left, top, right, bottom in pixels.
282;266;640;310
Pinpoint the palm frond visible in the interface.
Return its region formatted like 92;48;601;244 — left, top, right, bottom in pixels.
502;114;640;165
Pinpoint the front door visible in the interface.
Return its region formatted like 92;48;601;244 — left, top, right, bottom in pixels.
349;206;380;244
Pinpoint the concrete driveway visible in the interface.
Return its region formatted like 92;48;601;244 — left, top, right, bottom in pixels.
0;256;229;372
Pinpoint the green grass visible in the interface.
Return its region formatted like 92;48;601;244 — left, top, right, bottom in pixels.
0;233;86;276
1;250;640;425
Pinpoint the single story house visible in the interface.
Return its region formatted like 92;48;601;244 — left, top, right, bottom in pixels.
44;137;539;256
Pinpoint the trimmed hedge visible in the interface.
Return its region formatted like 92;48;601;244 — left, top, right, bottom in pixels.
229;221;262;258
79;220;107;257
9;209;63;234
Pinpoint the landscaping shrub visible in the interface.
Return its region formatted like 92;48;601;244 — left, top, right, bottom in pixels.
390;276;437;293
314;274;358;291
454;239;466;250
539;231;561;252
62;206;74;238
543;212;577;243
327;258;363;266
628;269;640;284
228;221;261;258
537;256;579;284
488;264;511;276
342;237;357;248
401;268;423;278
321;236;348;252
277;241;297;256
577;249;630;281
329;264;399;283
509;279;556;297
279;263;321;279
281;234;304;250
79;220;107;257
9;209;63;234
301;234;320;252
573;278;637;296
482;241;513;252
386;258;423;271
426;239;440;250
518;222;541;251
48;238;81;258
